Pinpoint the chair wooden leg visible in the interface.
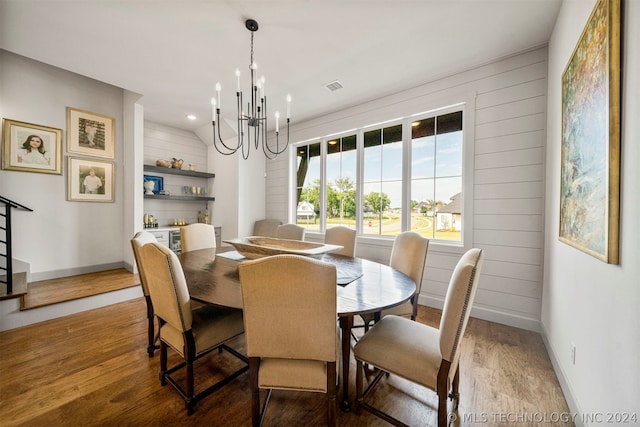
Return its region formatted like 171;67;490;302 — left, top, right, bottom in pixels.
185;359;195;414
437;360;452;427
450;366;460;410
354;359;363;414
159;341;168;386
249;358;261;427
145;296;155;357
327;361;337;426
185;332;196;415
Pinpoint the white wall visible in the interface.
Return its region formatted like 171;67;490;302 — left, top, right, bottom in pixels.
0;50;141;331
543;0;640;420
0;50;125;279
267;47;549;331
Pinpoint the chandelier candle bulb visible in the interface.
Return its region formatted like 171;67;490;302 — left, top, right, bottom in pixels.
235;69;240;92
275;111;280;132
286;94;291;118
215;82;221;107
210;98;216;121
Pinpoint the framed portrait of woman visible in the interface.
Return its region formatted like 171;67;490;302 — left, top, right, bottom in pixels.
66;107;115;159
1;118;63;175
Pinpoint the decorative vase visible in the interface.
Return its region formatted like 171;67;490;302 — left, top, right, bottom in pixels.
144;181;155;195
171;158;184;169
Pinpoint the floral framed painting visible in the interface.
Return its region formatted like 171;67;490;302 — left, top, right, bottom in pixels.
1;118;63;174
559;0;621;264
67;107;115;159
67;156;115;202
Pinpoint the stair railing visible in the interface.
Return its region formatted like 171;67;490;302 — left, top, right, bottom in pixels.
1;195;33;295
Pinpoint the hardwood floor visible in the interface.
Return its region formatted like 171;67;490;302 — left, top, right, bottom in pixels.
0;299;572;426
20;269;139;309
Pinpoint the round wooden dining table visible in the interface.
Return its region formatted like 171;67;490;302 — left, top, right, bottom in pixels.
179;247;416;411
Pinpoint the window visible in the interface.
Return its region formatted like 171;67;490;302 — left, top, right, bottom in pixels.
363;124;403;236
410;111;463;241
326;134;357;229
292;106;465;243
295;142;320;231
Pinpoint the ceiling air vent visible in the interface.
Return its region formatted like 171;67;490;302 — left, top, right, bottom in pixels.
324;80;343;92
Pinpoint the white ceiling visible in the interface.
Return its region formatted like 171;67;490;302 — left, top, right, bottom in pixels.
0;0;561;134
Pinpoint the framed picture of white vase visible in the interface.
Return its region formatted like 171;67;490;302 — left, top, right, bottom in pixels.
66;107;115;159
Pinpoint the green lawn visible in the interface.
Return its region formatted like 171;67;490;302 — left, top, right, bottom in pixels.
298;212;461;242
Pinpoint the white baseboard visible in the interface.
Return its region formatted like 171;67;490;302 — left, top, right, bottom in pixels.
29;261;126;282
419;295;542;332
540;323;585;427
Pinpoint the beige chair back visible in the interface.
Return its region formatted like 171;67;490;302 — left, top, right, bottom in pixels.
181;223;216;252
139;242;193;333
325;226;356;257
439;248;484;375
130;231;158;297
389;231;429;295
253;218;282;237
276;223;305;241
239;255;337;362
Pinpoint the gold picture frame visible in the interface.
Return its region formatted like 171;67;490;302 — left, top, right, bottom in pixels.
66;107;115;159
67;156;115;202
559;0;621;264
1;118;63;174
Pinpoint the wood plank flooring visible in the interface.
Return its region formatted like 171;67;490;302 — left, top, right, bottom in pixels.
20;268;139;309
0;299;572;426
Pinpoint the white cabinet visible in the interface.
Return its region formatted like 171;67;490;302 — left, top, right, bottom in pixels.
146;226;221;254
147;229;170;247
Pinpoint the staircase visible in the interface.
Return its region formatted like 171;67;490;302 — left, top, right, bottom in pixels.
0;195;33;299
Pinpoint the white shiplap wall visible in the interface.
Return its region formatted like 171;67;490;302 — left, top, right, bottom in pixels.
266;47;548;331
143;122;211;226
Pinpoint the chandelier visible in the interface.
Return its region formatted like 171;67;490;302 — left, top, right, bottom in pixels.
211;19;291;160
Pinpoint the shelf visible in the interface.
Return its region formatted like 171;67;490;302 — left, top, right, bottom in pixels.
143;164;215;179
144;194;215;202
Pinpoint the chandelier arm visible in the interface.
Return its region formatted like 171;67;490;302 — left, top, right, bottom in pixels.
212;105;242;154
212;107;243;156
261;114;278;160
264;118;290;156
212;121;237;156
237;91;249;155
215;109;236;150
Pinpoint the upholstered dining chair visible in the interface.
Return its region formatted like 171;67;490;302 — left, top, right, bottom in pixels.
180;223;216;252
138;242;248;414
324;226;357;257
238;255;339;426
276;223;305;240
359;231;429;331
253;218;282;237
353;248;484;427
130;231;160;357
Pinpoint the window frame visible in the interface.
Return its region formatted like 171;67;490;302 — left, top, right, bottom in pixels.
289;98;475;252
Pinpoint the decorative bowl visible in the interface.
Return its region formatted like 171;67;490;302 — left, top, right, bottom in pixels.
223;236;343;259
156;159;171;168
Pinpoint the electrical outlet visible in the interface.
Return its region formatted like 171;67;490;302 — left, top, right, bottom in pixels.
570;343;576;365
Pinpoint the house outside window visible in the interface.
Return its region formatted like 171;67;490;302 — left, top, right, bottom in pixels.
410;111;463;241
295;142;321;231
